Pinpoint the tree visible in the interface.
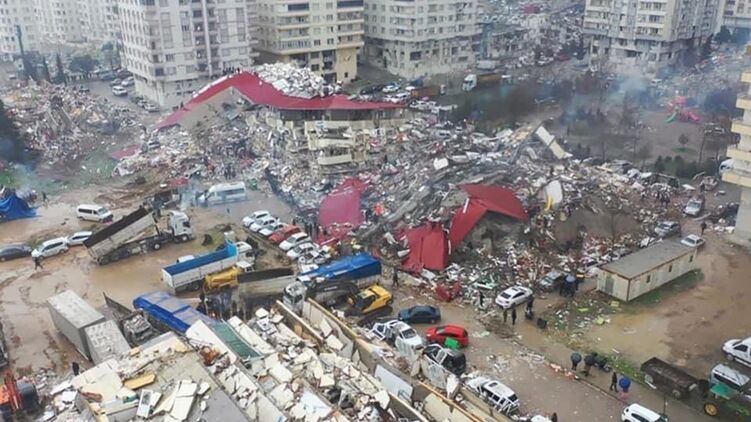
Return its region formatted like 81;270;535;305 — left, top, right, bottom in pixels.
716;26;732;44
69;54;98;76
41;58;51;83
701;34;713;61
654;156;665;172
635;144;652;169
101;42;116;71
0;99;26;163
55;53;66;84
678;133;690;151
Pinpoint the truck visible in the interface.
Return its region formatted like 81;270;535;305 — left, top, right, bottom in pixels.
162;241;254;293
237;273;299;308
640;357;700;399
283;253;382;312
461;73;510;91
46;290;107;359
83;207;194;265
203;261;274;292
133;290;214;335
102;293;158;346
410;85;446;98
476;60;498;71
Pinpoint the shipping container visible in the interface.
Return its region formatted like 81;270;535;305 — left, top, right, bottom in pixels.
47;290;106;359
84;320;131;365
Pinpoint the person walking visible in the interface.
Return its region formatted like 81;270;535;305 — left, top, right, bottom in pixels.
610;372;619;392
527;296;534;311
392;270;399;288
33;255;43;270
478;291;485;308
71;361;80;376
511;307;517;325
42;191;48;204
550;413;558;422
582;353;595;376
701;221;707;235
503;308;508;323
570;352;581;371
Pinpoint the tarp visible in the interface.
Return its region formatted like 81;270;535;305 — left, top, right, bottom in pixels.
318;178;367;228
448;184;528;247
156;71;402;129
0;193;36;221
402;223;449;272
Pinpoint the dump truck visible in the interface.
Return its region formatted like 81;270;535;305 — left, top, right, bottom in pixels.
237;273;299;308
133;290;214;335
83;207;194;265
103;293;158;346
284;253;382;312
162;241;254;293
202;261;283;292
462;73;507;91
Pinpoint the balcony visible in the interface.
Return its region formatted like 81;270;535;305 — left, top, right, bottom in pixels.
722;167;751;189
317;153;353;166
732;119;751;137
310;137;355;149
737;96;751;111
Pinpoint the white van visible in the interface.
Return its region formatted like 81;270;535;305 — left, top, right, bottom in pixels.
76;204;113;223
198;182;247;206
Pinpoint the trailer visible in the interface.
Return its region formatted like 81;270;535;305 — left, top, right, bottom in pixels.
83;207;194;265
410;85;445;98
133;291;214;335
461;73;509;91
46;290;106;359
162;242;253;293
641;357;700;399
237;274;299;309
84;320;131;365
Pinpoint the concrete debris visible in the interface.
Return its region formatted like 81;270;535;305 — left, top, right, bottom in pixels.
255;63;335;99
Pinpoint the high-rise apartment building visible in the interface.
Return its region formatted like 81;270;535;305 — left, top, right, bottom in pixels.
34;0;85;44
255;0;364;84
719;0;751;32
0;0;41;59
361;0;479;79
77;0;121;44
583;0;718;75
119;0;258;109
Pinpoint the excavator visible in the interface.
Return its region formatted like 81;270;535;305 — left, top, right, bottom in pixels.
0;370;39;421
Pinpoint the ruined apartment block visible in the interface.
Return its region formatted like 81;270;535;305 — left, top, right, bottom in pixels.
255;0;364;84
362;0;479;80
583;0;718;75
119;0;259;109
723;54;751;245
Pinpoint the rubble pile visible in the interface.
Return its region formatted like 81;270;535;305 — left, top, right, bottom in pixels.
255;63;334;99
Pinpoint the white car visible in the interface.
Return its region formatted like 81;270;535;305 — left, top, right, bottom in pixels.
465;376;520;414
621;403;668;422
280;232;311;251
495;285;533;309
382;84;399;93
287;242;316;259
298;249;330;265
32;237;69;259
370;320;424;349
250;215;278;232
259;221;285;237
143;102;159;113
242;210;270;228
66;231;92;246
723;337;751;368
680;234;705;248
111;85;128;96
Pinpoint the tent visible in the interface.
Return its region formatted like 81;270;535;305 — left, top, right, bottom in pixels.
0;193;36;221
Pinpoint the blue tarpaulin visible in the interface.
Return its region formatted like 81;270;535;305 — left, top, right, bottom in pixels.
0;193;35;221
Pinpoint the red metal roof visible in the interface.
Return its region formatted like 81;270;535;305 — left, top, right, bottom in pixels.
318;178;368;228
401;223;450;272
156;71;402;129
448;184;528;247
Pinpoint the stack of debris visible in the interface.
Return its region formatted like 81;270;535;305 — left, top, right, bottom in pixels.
255;63;334;99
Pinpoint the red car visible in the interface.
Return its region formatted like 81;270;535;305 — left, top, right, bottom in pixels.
269;225;301;244
425;325;469;347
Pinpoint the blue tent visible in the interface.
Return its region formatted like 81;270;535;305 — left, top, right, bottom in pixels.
0;193;36;221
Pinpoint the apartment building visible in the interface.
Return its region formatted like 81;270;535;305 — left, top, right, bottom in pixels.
77;0;121;44
34;0;85;44
255;0;364;84
119;0;258;109
583;0;718;75
720;0;751;31
0;0;41;59
362;0;479;80
723;51;751;245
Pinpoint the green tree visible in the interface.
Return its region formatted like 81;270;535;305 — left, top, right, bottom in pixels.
0;99;26;162
55;53;66;84
101;42;116;71
716;26;732;44
69;54;98;76
654;156;665;172
701;34;713;61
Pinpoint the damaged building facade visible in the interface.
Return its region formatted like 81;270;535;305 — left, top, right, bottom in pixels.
362;0;479;79
255;0;364;84
119;0;259;109
583;0;718;75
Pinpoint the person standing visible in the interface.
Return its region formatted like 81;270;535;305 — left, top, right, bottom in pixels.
478;291;485;308
527;296;534;311
511;307;517;325
33;255;43;270
701;221;707;235
582;353;595;376
71;361;80;376
550;413;558;422
570;352;581;371
392;270;399;288
610;372;619;392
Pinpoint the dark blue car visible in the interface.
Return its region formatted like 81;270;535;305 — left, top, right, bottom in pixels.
398;305;441;324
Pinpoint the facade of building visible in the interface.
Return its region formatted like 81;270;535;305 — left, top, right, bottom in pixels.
255;0;364;84
77;0;121;44
583;0;718;75
0;0;41;59
34;0;85;44
597;241;698;301
719;0;751;32
723;52;751;245
362;0;479;79
119;0;258;109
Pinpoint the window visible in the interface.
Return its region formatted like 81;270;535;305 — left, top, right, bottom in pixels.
288;2;310;11
165;54;174;62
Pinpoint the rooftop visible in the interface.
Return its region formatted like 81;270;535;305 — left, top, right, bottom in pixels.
600;240;693;279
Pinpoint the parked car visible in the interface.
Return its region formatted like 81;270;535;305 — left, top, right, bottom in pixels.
280;232;311;251
684;197;705;217
424;343;466;375
398;305;441;324
0;244;32;261
708;202;739;223
382;84;400;94
370;320;424;349
111;85;128;96
536;270;567;292
680;235;705;248
724;337;751;368
120;76;134;87
495;285;533;309
298;249;331;265
242;210;270;228
710;364;751;402
465;376;520;414
654;221;681;238
287;242;316;259
76;204;113;223
259;221;285;237
143;102;160;113
66;231;93;246
31;237;69;259
425;324;469;347
250;215;279;232
621;403;668;422
270;225;301;243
